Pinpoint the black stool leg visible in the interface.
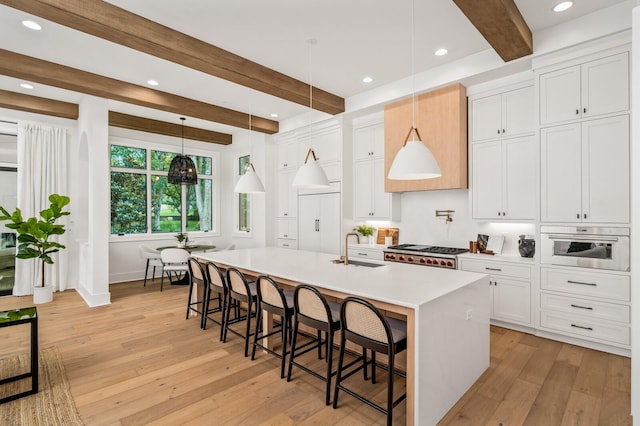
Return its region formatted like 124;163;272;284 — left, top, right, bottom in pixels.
31;315;38;396
325;329;334;405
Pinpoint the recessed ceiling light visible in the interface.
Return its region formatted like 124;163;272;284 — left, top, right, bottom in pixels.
553;1;573;12
147;79;159;86
20;83;34;89
435;48;448;57
22;20;42;31
362;76;373;84
270;113;279;118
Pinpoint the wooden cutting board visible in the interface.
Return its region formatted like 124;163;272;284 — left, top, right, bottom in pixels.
377;228;399;245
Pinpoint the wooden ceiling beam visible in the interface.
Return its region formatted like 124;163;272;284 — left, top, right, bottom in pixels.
0;0;345;115
109;112;232;145
0;49;278;134
0;89;78;119
452;0;532;62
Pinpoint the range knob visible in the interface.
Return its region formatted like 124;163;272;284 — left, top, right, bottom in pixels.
407;257;413;262
446;261;453;268
399;256;405;261
419;258;426;264
385;254;394;260
426;258;433;265
440;260;447;266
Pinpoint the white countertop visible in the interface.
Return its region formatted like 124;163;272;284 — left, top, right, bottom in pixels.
193;247;487;309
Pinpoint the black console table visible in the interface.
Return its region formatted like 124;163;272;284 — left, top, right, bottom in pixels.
0;306;38;404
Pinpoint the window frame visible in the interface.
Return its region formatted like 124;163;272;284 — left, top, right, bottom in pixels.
233;152;253;238
109;136;220;241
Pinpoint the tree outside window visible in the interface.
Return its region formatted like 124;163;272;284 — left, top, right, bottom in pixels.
238;155;251;233
110;143;215;235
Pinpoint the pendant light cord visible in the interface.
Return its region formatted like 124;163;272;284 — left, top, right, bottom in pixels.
180;117;185;155
411;0;416;132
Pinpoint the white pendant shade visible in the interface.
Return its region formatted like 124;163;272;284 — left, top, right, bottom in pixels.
234;167;265;193
292;153;330;188
388;138;441;180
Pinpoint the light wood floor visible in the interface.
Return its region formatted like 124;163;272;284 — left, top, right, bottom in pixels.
0;280;631;425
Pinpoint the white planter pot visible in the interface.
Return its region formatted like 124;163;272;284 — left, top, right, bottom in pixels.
33;286;53;304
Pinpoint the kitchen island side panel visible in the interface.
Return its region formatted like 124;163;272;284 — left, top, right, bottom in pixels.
416;276;490;425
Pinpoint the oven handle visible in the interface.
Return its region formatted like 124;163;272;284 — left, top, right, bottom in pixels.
546;234;619;243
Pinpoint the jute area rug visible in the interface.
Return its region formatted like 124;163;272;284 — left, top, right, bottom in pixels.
0;346;83;425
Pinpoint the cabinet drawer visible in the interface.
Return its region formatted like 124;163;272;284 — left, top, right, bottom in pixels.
349;247;384;261
541;268;630;302
276;239;297;250
459;259;531;279
540;310;630;346
540;293;630;323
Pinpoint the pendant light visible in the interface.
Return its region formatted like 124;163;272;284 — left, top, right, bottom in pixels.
292;38;330;189
387;0;441;181
234;114;265;193
168;117;198;185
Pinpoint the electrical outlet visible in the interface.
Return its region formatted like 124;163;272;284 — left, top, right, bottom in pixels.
465;309;473;321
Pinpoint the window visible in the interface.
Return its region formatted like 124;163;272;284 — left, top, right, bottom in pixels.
236;154;251;234
110;140;218;236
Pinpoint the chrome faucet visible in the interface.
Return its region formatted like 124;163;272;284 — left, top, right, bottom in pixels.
344;232;361;265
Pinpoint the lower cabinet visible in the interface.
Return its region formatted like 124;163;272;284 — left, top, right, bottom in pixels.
347;244;384;261
459;257;532;326
539;266;630;348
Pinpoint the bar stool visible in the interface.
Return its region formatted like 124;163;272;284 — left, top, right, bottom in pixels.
251;275;294;378
286;284;344;405
202;261;227;339
224;267;257;357
333;297;407;426
186;258;207;321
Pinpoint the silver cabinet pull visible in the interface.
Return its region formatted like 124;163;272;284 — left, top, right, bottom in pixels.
357;252;368;256
570;304;593;310
485;267;502;272
567;280;597;286
571;324;593;331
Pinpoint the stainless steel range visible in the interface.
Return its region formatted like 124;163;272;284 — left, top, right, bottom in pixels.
384;244;468;269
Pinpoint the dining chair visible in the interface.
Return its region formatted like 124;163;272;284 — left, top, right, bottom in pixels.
287;284;345;405
251;275;294;378
333;297;407;426
186;258;208;321
224;267;257;357
139;244;163;287
160;248;190;292
203;261;228;339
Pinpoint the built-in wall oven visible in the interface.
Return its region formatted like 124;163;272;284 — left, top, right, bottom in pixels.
540;226;630;272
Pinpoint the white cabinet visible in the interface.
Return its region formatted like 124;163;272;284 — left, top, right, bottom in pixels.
348;244;384;261
277;139;298;170
472;135;536;220
539;52;629;126
471;86;534;142
298;192;341;255
276;218;297;240
354;123;385;160
459;258;532;326
276;169;298;218
353;121;399;220
541;115;629;223
539;266;630;347
298;121;343;182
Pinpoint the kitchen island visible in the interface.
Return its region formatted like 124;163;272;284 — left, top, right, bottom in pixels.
193;247;490;425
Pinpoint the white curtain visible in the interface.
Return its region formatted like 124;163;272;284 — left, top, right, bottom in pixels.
14;123;69;295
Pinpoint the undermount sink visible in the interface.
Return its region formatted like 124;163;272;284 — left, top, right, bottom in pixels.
331;259;384;268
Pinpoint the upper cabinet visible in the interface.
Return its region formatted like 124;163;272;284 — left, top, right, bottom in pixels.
384;83;468;192
539;52;629;126
540;115;629;224
353;119;399;220
276;134;299;170
471;86;534;142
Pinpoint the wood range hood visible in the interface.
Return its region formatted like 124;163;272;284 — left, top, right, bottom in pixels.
384;83;468;193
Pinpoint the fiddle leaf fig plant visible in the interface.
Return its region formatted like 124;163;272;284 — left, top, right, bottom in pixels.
0;194;70;288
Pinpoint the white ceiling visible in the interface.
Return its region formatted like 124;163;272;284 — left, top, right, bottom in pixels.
0;0;630;135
